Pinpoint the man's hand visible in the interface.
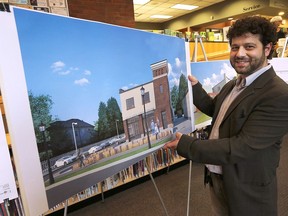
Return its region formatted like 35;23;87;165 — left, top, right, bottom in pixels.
163;132;182;150
188;74;198;86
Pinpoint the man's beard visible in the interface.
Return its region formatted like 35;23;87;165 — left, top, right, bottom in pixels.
230;53;266;76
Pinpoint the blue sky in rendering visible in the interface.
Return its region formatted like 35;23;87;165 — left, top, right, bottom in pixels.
191;60;236;92
14;8;188;125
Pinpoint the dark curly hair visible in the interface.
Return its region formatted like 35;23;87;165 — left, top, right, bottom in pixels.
227;16;277;59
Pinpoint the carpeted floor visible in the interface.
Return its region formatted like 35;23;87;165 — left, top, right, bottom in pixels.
61;134;288;216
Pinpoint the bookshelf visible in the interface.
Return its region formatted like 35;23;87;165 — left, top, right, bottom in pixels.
0;94;24;215
44;148;184;214
5;0;69;16
0;94;10;146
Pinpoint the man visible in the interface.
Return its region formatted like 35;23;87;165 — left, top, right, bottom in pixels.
164;16;288;216
270;16;286;57
270;16;286;41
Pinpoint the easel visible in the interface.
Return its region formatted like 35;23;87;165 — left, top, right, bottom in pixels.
59;35;210;216
186;34;208;216
192;34;208;62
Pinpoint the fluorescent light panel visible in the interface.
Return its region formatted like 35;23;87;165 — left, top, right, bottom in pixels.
171;4;199;10
150;15;173;19
133;0;150;5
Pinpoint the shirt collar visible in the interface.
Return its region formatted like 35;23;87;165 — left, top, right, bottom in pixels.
245;64;271;87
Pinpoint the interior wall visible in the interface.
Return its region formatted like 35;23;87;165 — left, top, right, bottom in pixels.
68;0;135;28
162;0;271;30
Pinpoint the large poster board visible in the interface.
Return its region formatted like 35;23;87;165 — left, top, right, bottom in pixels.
191;58;288;128
0;6;193;214
191;60;236;128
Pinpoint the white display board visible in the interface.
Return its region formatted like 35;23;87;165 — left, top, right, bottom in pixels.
191;58;288;128
270;58;288;83
0;6;192;215
0;7;48;216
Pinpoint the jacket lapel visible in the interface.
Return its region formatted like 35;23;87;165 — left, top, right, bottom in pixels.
222;67;276;122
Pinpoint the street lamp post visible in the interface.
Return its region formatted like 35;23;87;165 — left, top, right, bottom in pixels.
115;119;119;138
140;86;151;148
39;122;55;184
72;122;78;155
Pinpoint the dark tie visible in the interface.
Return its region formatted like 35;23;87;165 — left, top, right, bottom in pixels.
236;76;246;91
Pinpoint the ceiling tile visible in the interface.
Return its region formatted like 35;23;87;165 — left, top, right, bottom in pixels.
134;0;225;23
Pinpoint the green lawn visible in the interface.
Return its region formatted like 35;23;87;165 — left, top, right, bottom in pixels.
195;112;211;125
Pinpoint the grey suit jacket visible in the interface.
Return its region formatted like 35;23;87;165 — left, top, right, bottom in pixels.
177;67;288;216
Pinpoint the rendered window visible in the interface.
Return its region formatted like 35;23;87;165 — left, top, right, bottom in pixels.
160;84;163;93
126;97;135;110
142;92;150;104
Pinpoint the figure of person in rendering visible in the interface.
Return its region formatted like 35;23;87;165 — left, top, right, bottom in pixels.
154;122;159;139
150;119;155;134
79;153;85;168
165;16;288;216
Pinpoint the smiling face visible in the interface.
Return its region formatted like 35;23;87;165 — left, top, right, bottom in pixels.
229;33;272;77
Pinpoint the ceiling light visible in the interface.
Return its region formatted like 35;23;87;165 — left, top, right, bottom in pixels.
228;17;233;20
171;4;199;10
278;11;285;16
133;0;150;5
150;15;173;19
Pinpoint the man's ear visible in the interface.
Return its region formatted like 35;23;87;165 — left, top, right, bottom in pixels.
264;42;273;56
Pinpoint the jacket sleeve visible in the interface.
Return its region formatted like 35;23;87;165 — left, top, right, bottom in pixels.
177;76;288;165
